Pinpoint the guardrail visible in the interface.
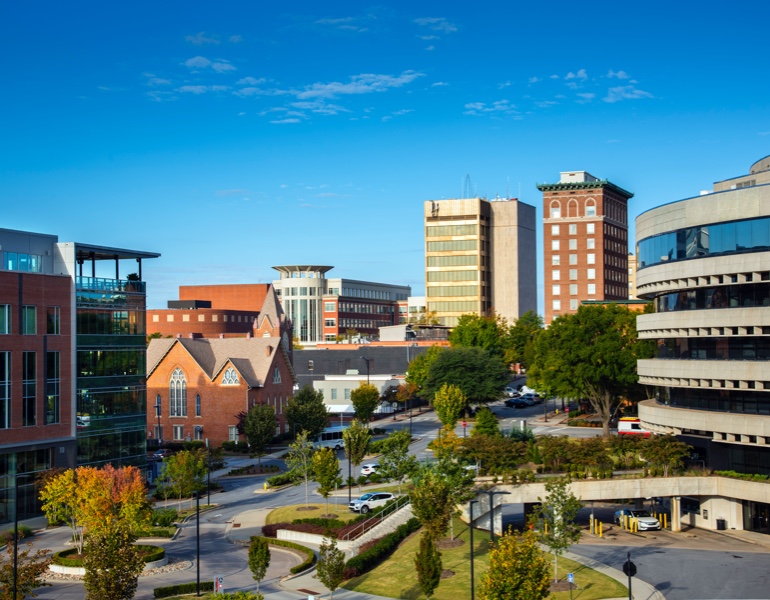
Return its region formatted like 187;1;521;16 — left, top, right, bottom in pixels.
340;496;411;541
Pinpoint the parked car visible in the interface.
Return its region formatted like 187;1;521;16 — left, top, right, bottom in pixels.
504;398;529;408
520;393;542;405
349;492;395;514
153;448;173;460
504;386;521;398
360;463;379;477
613;508;661;530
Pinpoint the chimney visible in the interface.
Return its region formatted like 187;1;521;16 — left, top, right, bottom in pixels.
266;345;273;356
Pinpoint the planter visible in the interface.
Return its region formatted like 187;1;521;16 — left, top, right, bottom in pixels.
49;555;168;576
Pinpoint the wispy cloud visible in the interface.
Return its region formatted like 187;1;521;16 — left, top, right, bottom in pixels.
528;77;541;84
146;91;176;102
237;76;266;86
603;85;653;103
758;131;770;136
271;118;302;124
418;35;439;40
565;69;588;80
534;100;558;108
291;101;349;115
464;100;519;117
431;81;449;87
185;32;220;45
607;69;630;79
183;56;236;73
498;81;512;89
414;17;457;34
177;85;230;94
315;16;370;33
216;189;249;197
382;108;414;121
295;70;423;100
576;92;595;103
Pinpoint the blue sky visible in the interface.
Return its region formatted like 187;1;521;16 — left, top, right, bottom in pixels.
2;1;769;313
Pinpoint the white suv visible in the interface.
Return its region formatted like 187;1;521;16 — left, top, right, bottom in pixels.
349;492;394;514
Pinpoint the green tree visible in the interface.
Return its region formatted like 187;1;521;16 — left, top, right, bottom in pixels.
82;526;144;600
0;539;51;600
285;431;316;508
315;537;346;600
414;532;442;599
160;449;208;508
343;419;370;491
351;382;380;423
506;311;544;370
285;386;329;440
244;403;277;467
433;383;467;428
531;477;582;582
449;312;510;358
312;447;342;516
479;529;550;600
405;346;445;397
248;536;270;594
410;465;455;540
378;430;418;495
607;434;644;469
423;346;509;405
536;436;572;472
472;407;500;438
458;437;527;476
528;304;654;436
642;434;692;476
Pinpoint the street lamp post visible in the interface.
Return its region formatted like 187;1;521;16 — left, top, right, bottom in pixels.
205;438;211;506
12;474;19;600
193;491;201;596
469;500;479;600
155;394;162;447
359;356;371;384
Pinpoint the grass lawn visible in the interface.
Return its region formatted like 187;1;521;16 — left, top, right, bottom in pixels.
264;502;360;525
344;518;627;600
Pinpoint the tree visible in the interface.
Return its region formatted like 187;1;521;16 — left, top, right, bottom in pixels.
410;465;455;540
378;430;418;496
423;346;509;405
458;436;527;476
315;537;346;600
607;434;644;469
285;431;316;508
244;403;277;466
531;478;582;582
448;312;510;358
82;526;144;600
351;382;380;423
433;383;466;428
405;345;444;397
506;311;544;370
0;539;51;600
160;449;208;508
472;407;500;438
528;304;654;436
285;386;329;440
407;308;439;325
313;447;342;516
248;537;271;594
642;434;692;476
479;529;550;600
396;381;419;410
536;436;572;472
343;419;370;491
414;532;442;599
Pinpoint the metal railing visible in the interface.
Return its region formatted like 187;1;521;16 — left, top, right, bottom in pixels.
340;495;411;541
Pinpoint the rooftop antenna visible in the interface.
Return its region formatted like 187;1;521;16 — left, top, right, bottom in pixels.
463;174;472;198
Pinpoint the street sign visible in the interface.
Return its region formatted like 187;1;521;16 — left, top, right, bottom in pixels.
567;573;574;583
462;420;467;428
215;575;224;593
622;560;637;577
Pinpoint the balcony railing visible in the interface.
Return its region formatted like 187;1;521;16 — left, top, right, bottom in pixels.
76;276;145;294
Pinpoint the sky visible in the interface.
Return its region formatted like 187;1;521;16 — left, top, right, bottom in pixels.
2;1;769;313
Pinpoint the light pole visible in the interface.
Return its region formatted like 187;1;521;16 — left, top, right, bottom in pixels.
469;500;479;600
12;473;19;600
479;490;510;544
205;438;211;506
155;394;162;447
193;491;201;596
544;396;548;423
359;356;371;384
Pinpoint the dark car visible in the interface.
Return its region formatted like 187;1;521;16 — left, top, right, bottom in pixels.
504;398;529;408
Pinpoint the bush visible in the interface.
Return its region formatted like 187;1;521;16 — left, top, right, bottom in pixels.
221;441;251;454
266;470;300;487
140;527;176;538
153;508;178;527
54;545;165;567
153;581;214;598
714;470;770;482
250;536;315;574
2;524;34;543
344;517;420;578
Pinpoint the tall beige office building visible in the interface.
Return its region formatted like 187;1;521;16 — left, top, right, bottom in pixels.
424;197;537;327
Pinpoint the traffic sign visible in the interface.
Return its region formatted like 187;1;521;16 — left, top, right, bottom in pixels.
622;560;637;577
567;573;574;583
462;420;467;428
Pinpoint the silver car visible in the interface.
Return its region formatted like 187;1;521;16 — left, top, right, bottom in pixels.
349;492;394;514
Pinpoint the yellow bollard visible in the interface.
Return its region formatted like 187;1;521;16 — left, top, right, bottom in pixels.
544;522;549;535
664;513;668;529
634;518;638;533
263;481;268;491
599;521;603;538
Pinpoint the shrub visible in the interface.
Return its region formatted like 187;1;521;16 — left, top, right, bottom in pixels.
140;527;176;538
153;508;178;527
2;523;34;542
249;536;315;574
54;545;165;566
343;517;420;578
153;581;214;598
266;470;300;487
221;441;251;454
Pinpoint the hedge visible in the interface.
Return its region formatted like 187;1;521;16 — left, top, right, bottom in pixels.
344;517;420;578
715;470;769;482
154;581;214;598
53;545;165;567
250;536;316;574
266;470;301;487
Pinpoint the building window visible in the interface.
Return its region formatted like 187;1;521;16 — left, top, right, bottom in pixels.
170;368;187;417
229;426;239;442
551;225;560;235
45;351;60;425
552;285;561;296
569;223;577;235
331;388;337;400
587;253;595;264
22;306;36;335
194;426;203;441
587;223;595;234
344;388;351;400
552;270;560;281
569;239;577;250
551;240;560;251
0;352;9;429
273;367;282;384
552;255;560;266
570;284;578;295
569;269;578;280
324;318;336;327
588;283;596;295
0;305;9;334
196;394;201;417
173;425;184;441
325;334;336;342
587;238;595;249
222;367;239;385
550;201;561;218
586;200;596;217
23;351;36;426
587;269;596;280
569;254;578;265
552;299;561;311
47;307;60;335
570;299;579;310
324;302;335;312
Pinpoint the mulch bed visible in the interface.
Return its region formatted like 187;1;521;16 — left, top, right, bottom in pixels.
549;580;576;592
436;538;464;549
440;569;455;579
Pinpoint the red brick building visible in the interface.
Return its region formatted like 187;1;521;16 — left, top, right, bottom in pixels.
146;335;296;447
538;171;633;324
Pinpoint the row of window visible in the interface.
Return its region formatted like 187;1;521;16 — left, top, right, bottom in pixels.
552;284;597;296
79;309;142;335
551;223;595;236
337;302;395;314
549;199;597;219
0;351;60;429
426;255;478;267
552;299;580;312
426;224;478;237
0;305;60;335
153;313;250;324
656;336;770;360
427;240;478;252
338;318;391;329
427;301;480;313
552;268;597;281
426;285;480;297
657;386;770;416
77;350;144;379
427;270;479;282
4;252;43;273
654;282;770;313
638;216;770;270
283;286;323;297
282;286;400;301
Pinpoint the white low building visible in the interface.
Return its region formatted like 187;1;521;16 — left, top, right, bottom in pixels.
312;370;401;415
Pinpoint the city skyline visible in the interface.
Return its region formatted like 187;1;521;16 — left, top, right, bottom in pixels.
3;1;769;312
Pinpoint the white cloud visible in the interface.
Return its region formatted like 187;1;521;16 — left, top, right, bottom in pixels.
146;91;176;102
425;45;435;51
576;92;595;102
295;70;423;100
177;85;230;94
237;76;266;85
607;69;630;79
315;16;371;33
290;101;348;115
464;99;518;116
216;189;249;196
528;77;540;84
186;32;220;45
183;56;236;73
431;81;449;87
271;118;302;124
603;85;653;103
230;35;243;43
146;76;171;86
565;69;587;80
498;81;512;89
414;17;458;33
393;109;413;116
418;35;439;40
550;74;560;79
535;100;558;108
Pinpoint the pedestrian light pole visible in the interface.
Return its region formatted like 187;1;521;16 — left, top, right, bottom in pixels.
193;491;201;596
359;356;371;384
205;438;211;506
469;500;479;600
